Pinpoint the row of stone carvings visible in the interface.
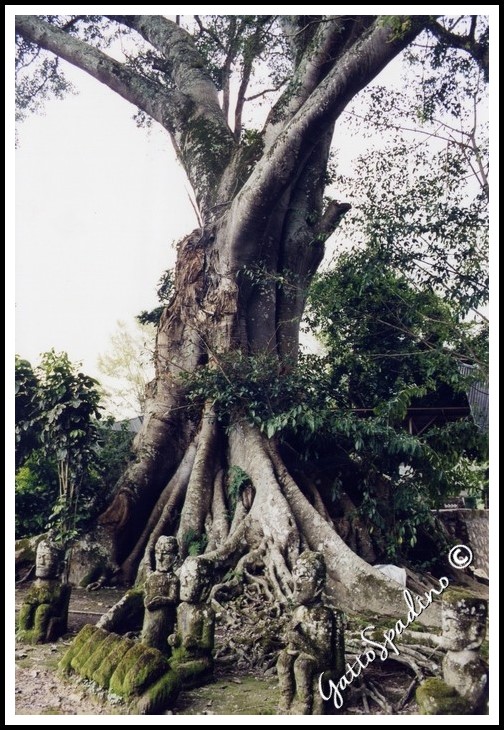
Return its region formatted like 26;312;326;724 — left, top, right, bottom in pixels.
17;538;488;715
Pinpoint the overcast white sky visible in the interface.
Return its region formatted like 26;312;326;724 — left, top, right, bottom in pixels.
10;7;496;392
6;9;498;725
15;63;196;372
12;8;373;385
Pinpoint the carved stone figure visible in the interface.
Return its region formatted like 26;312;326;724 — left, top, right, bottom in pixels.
416;588;488;714
17;539;71;643
277;551;344;714
140;536;179;654
441;589;488;710
168;556;215;686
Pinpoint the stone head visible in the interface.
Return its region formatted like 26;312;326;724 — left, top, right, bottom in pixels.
179;557;212;603
442;592;488;651
35;539;61;579
155;535;179;573
292;551;326;606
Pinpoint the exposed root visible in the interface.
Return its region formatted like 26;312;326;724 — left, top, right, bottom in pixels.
177;407;219;555
211;577;289;672
237;546;276;603
16;565;35;584
401;629;446;649
206;469;229;550
268;444;415;618
366;679;394;713
120;441;197;582
395;678;418;711
404;567;444;595
293;471;333;524
263;539;293;603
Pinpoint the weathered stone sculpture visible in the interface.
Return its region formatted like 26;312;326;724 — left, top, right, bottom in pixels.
441;589;488;711
168;556;215;686
141;536;179;654
277;551;345;714
416;588;488;714
59;624;180;715
17;539;71;643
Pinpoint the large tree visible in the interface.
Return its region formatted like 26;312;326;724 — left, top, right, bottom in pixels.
15;14;488;616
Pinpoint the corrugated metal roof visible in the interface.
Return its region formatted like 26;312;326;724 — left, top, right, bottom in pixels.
459;363;489;433
110;416;144;433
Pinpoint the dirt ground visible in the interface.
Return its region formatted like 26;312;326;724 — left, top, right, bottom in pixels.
13;583;429;717
14;584;280;716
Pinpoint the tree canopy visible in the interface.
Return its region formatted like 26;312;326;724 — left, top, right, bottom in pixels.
15;14;490;629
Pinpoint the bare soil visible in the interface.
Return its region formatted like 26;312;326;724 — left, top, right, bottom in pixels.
14;583;423;716
14;584;280;716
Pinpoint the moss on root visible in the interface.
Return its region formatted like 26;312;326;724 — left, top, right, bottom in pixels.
134;670;181;715
58;624;100;675
109;643;167;698
70;627;110;673
80;632;122;680
92;635;135;688
416;677;470;715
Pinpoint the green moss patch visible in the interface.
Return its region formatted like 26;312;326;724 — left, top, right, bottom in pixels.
442;587;482;605
92;635;133;688
58;624;100;675
70;627;109;673
134;670;180;715
109;644;167;698
79;631;120;680
416;677;470;715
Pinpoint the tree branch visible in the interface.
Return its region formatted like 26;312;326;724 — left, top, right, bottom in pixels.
427;17;489;81
315;200;351;240
264;16;349;147
228;16;430;266
106;15;228;122
106;15;235;218
15;15;181;130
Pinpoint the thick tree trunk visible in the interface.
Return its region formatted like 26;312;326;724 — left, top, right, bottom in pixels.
96;215;436;622
16;13;435;622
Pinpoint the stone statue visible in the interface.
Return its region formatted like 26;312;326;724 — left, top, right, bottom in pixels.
441;589;488;711
416;588;488;714
277;551;344;714
168;556;215;686
140;536;179;654
17;539;71;643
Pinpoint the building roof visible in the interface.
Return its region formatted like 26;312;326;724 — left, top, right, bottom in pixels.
110;415;144;434
459;363;489;433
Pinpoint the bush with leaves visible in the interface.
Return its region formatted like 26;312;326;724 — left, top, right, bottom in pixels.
180;250;486;564
15;451;59;539
15;351;105;555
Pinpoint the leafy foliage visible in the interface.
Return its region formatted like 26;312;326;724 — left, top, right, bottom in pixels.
227;466;252;511
15;356;41;469
15;452;59;538
15;36;75;125
96;420;135;496
136;269;175;327
98;320;155;417
15;351;103;549
336;20;488;318
182;528;208;556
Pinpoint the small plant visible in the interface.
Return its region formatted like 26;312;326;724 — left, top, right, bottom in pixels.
182;528;208;556
228;466;251;511
15;350;103;576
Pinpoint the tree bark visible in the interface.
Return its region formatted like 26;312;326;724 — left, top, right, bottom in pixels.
16;14;435;620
